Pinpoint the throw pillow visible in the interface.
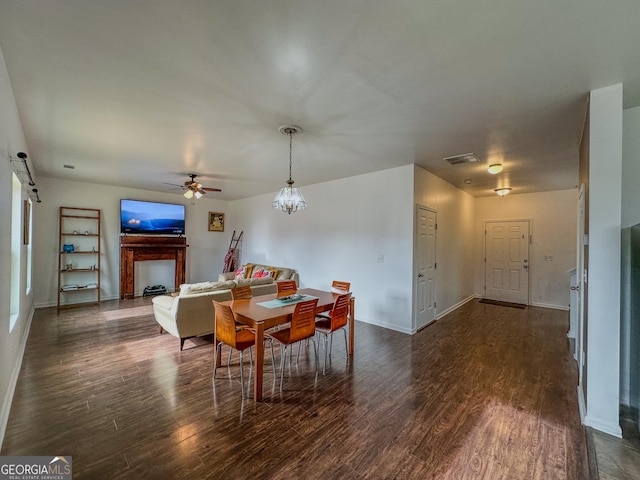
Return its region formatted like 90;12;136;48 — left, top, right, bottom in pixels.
234;266;247;280
251;268;270;278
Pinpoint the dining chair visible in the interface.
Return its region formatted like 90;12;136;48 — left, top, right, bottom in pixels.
315;293;351;374
317;280;351;321
276;280;298;298
224;284;255;362
269;298;319;390
231;284;253;300
212;301;276;399
330;280;351;293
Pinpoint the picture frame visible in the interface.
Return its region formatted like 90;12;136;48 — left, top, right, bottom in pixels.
23;200;30;245
208;212;224;232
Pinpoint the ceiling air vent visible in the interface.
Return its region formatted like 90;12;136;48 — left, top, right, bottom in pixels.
443;153;480;165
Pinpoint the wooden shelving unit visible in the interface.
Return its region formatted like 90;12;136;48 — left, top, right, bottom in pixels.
57;206;101;309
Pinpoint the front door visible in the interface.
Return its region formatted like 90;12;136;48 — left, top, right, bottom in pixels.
484;221;530;304
416;206;437;329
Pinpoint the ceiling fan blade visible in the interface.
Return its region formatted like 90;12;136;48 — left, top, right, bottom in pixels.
163;182;184;188
202;187;222;192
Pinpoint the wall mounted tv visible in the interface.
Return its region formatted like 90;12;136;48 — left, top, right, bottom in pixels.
120;199;185;235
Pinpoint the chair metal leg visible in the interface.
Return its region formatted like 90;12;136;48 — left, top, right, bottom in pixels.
279;344;288;390
323;333;329;375
213;342;222;378
239;350;245;399
227;346;232;365
342;327;348;355
268;339;277;374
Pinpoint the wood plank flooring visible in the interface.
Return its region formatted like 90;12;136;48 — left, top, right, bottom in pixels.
2;298;591;479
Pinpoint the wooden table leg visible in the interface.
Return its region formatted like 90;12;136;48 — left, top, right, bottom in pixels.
254;323;265;401
348;298;355;355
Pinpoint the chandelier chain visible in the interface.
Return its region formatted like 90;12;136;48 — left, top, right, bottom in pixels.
288;130;293;181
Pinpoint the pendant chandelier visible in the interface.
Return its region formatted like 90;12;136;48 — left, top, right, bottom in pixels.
272;125;308;214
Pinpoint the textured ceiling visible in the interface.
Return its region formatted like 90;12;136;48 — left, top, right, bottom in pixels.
1;0;639;200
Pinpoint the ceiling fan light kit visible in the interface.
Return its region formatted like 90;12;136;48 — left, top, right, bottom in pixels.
273;125;308;214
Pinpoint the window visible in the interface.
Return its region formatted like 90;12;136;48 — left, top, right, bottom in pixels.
10;172;21;332
26;198;32;295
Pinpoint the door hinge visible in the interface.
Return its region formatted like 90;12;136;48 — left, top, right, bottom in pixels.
435;223;438;230
434;302;437;309
434;262;437;269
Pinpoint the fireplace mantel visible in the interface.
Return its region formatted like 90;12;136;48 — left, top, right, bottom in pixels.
120;236;188;299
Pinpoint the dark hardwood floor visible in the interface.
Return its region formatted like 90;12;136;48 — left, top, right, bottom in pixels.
2;298;592;479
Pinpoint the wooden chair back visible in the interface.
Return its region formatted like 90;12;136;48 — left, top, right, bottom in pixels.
277;280;298;298
289;299;318;344
231;285;253;300
330;280;351;294
213;301;240;349
329;293;351;331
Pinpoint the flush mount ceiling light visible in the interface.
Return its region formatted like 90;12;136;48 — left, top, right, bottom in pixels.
494;187;512;196
488;163;503;174
272;125;308;214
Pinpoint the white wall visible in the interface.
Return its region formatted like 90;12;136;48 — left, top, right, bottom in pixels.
622;106;640;229
621;105;640;411
33;177;231;306
474;189;577;309
0;45;34;449
229;165;416;333
585;83;622;437
414;166;476;319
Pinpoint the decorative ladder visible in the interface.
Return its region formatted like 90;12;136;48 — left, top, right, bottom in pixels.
223;230;243;273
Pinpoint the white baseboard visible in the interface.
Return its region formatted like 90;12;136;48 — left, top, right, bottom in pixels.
0;306;34;451
436;295;476;319
530;301;569;311
584;413;623;438
35;293;128;309
355;316;414;335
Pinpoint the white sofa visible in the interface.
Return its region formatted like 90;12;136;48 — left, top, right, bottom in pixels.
151;263;298;350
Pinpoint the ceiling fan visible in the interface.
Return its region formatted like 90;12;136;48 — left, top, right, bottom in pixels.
165;173;221;199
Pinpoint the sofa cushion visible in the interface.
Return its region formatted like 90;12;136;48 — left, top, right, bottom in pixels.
275;268;292;281
179;280;236;296
236;276;274;287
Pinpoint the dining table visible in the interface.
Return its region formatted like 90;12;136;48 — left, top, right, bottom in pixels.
219;288;355;401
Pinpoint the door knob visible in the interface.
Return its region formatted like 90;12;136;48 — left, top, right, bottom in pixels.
418;273;424;278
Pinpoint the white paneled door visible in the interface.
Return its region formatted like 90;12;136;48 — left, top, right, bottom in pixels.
484;221;530;304
416;206;437;329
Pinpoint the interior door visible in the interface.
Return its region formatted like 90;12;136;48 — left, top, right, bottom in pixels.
484;221;530;304
577;184;587;409
416;206;436;329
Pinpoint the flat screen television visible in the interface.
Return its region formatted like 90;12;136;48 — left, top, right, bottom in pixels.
120;199;185;235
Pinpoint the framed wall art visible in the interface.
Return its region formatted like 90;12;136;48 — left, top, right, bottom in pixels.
208;212;224;232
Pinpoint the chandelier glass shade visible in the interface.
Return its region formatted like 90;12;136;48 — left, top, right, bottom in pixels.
488;163;503;174
273;125;307;214
494;187;512;196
